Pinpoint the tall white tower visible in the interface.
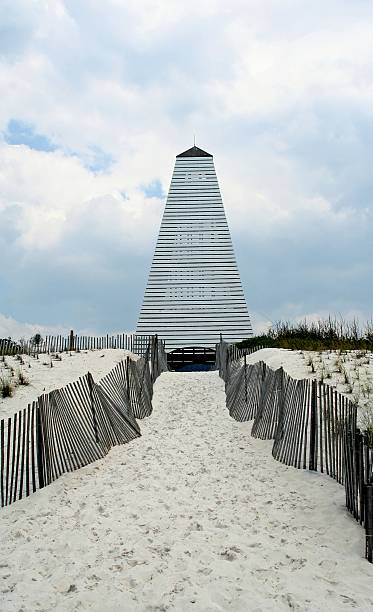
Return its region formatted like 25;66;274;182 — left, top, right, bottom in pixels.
135;145;252;350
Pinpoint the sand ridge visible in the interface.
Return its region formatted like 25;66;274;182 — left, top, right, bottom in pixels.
0;349;136;421
243;348;373;426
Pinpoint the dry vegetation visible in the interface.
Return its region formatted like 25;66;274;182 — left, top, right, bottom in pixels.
0;352;63;399
296;348;373;429
238;317;373;352
238;317;373;430
0;354;32;398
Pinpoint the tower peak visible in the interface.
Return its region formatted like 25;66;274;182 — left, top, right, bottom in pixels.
176;145;212;158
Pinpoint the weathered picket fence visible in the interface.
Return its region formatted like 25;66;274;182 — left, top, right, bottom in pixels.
216;339;373;562
0;332;145;357
0;335;168;508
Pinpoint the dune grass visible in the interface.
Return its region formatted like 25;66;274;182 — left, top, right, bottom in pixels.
0;376;14;398
237;317;373;352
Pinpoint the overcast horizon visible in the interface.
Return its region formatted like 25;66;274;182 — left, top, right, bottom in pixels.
1;1;373;340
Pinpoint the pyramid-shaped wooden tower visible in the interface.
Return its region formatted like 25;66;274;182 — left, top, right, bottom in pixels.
135;145;253;350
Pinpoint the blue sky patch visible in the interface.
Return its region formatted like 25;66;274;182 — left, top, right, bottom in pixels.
4;119;57;152
85;146;114;173
141;179;165;199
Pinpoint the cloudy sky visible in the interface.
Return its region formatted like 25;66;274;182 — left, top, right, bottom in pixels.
1;0;373;339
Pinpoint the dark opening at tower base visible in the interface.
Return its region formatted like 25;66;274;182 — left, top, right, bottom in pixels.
167;346;216;371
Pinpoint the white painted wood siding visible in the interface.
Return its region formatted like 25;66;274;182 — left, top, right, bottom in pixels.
135;151;252;350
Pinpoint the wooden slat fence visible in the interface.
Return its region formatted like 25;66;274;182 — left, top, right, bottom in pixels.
1;335;168;508
0;332;149;357
216;338;373;562
251;366;286;440
0;405;39;506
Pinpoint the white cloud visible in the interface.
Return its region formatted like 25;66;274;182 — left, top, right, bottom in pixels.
0;143;164;252
206;20;373;119
250;312;272;336
0;313;68;341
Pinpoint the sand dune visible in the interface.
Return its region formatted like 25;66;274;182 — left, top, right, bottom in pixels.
244;348;373;426
0;349;136;421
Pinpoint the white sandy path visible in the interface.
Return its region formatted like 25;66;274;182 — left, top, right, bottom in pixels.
1;371;373;611
0;350;136;421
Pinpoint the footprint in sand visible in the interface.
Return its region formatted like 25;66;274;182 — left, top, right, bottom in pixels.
220;545;241;561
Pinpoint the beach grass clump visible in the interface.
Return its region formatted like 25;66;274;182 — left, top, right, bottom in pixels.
359;404;373;445
17;369;30;386
237;316;373;352
342;367;350;385
0;376;14;398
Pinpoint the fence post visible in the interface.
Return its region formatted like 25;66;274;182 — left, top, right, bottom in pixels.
273;367;285;455
309;379;317;471
87;373;99;443
244;354;247;406
35;405;45;489
225;348;229;382
350;429;360;522
358;431;365;524
154;335;159;380
68;330;74;352
125;357;132;409
365;484;373;562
